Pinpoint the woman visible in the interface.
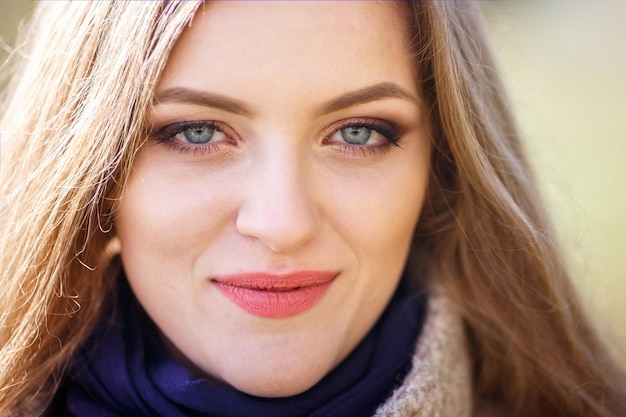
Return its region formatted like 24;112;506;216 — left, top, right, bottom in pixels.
1;1;624;416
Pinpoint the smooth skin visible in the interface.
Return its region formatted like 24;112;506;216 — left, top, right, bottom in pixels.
116;1;431;397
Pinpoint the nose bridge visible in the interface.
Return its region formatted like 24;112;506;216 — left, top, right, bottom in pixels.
236;144;320;252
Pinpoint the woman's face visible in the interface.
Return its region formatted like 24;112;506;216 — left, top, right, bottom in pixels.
116;1;430;397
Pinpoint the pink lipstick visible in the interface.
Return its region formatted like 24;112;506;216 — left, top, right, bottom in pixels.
213;271;337;318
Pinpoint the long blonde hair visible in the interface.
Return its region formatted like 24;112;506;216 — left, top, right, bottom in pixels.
0;2;202;414
0;1;624;416
406;2;626;416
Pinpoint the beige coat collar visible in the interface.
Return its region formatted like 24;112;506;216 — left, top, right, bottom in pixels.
374;287;473;417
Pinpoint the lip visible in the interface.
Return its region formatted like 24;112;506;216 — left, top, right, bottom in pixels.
213;271;337;318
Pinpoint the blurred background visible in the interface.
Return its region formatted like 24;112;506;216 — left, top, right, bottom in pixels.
1;1;624;356
480;1;626;358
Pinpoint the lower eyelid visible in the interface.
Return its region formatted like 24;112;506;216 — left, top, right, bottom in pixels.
158;139;224;156
333;142;395;158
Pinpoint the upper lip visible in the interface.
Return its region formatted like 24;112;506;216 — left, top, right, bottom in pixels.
213;271;338;291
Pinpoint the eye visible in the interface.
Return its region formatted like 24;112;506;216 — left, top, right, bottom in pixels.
162;122;231;145
325;119;401;149
151;120;237;155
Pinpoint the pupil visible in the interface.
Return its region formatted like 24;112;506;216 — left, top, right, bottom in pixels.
342;127;371;144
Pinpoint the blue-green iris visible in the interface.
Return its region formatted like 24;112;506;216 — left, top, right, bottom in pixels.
341;126;371;145
184;126;215;144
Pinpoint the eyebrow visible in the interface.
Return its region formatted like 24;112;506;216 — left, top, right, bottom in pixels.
153;87;254;117
318;82;420;114
153;82;419;116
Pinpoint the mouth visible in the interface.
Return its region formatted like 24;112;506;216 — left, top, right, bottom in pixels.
212;271;337;318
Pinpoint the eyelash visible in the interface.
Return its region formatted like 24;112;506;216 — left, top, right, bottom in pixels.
150;118;402;157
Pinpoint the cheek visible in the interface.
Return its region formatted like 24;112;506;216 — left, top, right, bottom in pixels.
323;154;429;263
113;157;236;318
115;156;236;263
116;180;189;260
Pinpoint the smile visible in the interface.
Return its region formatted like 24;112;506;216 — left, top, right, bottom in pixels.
213;271;338;318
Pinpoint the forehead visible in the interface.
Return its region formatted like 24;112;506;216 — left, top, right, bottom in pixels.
180;1;411;50
157;1;416;101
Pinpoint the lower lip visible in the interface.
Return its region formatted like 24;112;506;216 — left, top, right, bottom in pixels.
214;278;334;319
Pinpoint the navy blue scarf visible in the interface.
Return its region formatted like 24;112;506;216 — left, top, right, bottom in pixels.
59;278;425;417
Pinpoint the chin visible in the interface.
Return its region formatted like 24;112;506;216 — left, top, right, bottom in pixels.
217;354;334;398
239;380;318;398
225;372;324;398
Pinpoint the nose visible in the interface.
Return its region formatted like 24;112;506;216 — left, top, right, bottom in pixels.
235;149;321;253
